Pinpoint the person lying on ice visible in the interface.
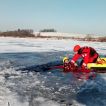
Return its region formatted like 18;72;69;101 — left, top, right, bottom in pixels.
64;45;99;73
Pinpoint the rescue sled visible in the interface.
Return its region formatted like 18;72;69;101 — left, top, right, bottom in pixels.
87;58;106;70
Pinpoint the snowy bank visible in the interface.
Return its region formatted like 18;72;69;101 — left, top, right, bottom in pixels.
0;37;106;55
34;32;102;38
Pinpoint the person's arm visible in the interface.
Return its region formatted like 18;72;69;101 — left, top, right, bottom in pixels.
71;53;81;64
82;54;89;68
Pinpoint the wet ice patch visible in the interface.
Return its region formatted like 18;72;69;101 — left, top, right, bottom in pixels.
76;75;106;106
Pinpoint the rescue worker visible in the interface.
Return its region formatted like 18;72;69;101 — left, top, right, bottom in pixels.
70;45;99;72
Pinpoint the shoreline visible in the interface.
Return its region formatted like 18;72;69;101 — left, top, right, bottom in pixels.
0;35;106;42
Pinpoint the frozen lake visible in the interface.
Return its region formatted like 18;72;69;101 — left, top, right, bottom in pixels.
0;37;106;106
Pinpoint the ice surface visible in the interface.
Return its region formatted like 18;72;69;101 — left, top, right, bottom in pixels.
0;37;106;55
0;37;105;106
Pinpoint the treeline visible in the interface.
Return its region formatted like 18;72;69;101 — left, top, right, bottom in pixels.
0;29;35;37
71;37;106;42
0;29;106;42
80;35;106;42
35;34;106;42
0;28;57;38
40;29;56;32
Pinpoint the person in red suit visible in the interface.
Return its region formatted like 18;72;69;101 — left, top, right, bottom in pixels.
70;45;99;72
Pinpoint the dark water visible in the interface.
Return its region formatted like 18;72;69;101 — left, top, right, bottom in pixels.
0;51;106;106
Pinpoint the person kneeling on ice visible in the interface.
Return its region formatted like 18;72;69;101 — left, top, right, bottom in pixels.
69;45;99;73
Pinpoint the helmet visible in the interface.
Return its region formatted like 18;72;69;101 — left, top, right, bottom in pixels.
73;45;80;52
63;57;69;62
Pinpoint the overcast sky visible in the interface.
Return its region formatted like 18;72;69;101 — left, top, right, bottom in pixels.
0;0;106;35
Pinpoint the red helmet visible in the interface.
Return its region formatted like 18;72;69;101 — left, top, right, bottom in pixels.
73;45;80;52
